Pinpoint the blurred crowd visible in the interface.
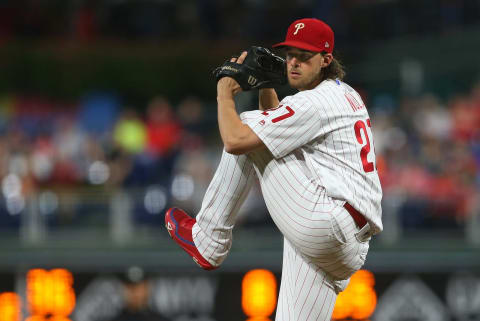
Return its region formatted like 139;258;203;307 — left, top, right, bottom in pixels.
0;92;223;229
372;83;480;230
0;0;479;233
0;81;480;232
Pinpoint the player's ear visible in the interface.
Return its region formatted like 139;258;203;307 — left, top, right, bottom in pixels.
321;53;333;68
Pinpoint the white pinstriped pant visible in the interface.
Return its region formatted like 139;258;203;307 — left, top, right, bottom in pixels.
192;150;371;321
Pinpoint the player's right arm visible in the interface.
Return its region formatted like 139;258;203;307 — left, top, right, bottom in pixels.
259;88;280;111
217;75;266;155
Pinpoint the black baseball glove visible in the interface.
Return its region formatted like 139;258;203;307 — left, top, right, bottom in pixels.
213;46;287;91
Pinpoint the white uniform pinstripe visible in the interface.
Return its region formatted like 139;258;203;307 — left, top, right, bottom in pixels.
192;79;382;320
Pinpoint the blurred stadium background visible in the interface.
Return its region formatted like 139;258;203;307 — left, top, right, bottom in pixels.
0;0;480;320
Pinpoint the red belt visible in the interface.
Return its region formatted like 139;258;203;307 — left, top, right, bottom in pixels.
344;202;368;229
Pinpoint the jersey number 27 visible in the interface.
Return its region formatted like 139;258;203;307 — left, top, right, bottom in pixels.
354;119;376;173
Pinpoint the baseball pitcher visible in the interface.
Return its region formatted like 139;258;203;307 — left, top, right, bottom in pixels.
165;18;383;320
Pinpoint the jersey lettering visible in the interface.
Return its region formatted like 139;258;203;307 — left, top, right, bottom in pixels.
345;92;364;112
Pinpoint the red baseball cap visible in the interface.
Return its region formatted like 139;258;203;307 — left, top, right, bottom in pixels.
273;18;334;53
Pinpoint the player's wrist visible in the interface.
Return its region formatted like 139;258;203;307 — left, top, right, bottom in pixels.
217;78;242;96
216;95;235;103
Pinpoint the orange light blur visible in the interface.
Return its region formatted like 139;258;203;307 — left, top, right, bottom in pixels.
0;292;22;321
242;269;277;318
332;270;377;320
25;317;72;321
27;268;76;318
47;317;72;321
25;317;46;321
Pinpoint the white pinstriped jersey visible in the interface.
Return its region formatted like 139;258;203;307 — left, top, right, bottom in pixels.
242;79;383;234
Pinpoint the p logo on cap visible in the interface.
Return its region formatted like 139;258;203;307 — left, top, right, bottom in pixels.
273;18;335;54
293;23;305;35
